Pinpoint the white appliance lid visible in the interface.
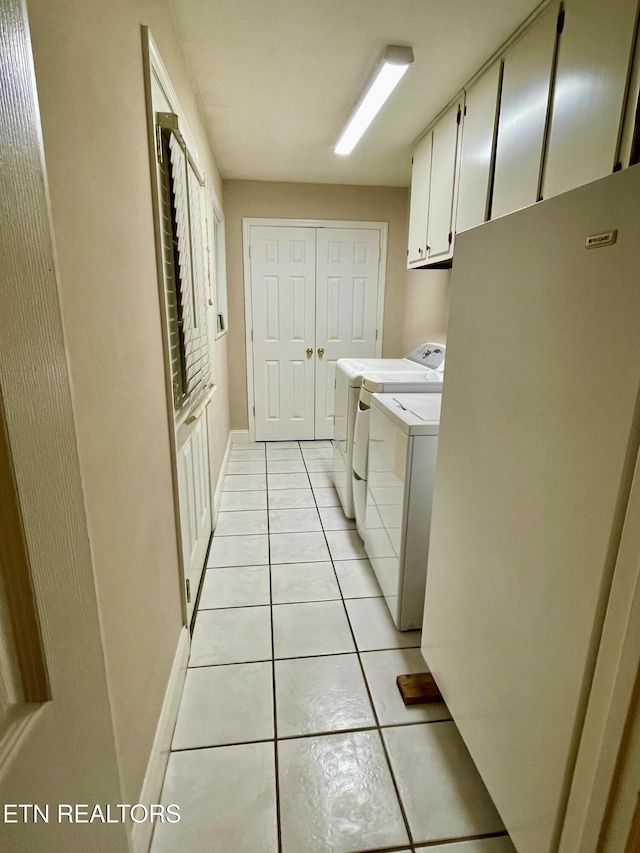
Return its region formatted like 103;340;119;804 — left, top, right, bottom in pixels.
337;357;434;386
371;392;442;435
405;342;446;371
361;370;443;394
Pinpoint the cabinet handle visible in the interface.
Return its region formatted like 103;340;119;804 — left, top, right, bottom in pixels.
317;347;325;357
306;347;313;356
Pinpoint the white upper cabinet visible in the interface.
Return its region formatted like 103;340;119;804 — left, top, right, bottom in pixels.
407;131;433;266
542;0;640;199
426;99;464;262
407;0;640;264
456;62;503;233
491;2;559;220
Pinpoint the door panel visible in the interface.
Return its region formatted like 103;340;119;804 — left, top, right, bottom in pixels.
457;61;503;232
427;100;463;261
408;131;433;265
176;410;211;624
0;2;128;846
151;54;213;626
251;226;316;440
491;2;558;219
315;228;381;439
542;0;639;199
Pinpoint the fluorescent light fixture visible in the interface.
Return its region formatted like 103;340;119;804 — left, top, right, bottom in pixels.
334;45;414;156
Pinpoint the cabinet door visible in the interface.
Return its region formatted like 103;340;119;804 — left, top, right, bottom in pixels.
618;24;640;169
176;410;212;625
427;100;463;261
542;0;639;199
456;62;503;233
491;3;559;219
407;131;433;266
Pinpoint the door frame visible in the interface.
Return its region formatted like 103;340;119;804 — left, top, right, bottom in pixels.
0;0;127;844
558;442;640;851
242;218;388;442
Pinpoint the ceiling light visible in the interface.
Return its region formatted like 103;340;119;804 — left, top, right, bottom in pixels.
334;45;414;156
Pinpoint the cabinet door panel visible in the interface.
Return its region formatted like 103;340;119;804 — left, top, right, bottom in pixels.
456;62;503;233
427;101;462;261
176;410;212;625
618;25;640;169
542;0;639;199
492;3;559;219
407;131;433;266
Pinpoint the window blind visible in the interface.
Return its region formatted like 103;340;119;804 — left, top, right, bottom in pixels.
157;113;212;412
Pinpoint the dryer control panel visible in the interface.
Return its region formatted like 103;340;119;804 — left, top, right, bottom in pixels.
406;342;446;371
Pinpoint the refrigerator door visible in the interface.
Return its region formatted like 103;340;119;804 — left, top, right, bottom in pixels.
422;167;640;853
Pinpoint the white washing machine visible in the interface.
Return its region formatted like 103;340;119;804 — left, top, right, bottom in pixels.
332;343;444;518
364;392;442;630
352;369;443;539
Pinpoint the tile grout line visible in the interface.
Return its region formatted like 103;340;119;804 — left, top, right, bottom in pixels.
147;460;233;852
305;442;416;853
186;642;424;669
197;443;285;853
169;715;454;754
346;847;412;853
197;593;383;612
343;605;418;853
266;449;284;853
347;828;511;853
304;442;418;853
402;830;511;849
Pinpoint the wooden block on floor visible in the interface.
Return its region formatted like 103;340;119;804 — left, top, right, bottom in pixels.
396;672;443;706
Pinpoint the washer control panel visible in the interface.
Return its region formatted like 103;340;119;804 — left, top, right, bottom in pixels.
406;342;446;370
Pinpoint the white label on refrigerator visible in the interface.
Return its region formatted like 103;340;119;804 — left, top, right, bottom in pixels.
585;230;617;249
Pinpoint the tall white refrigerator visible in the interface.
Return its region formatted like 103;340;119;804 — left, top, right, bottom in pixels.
421;165;640;853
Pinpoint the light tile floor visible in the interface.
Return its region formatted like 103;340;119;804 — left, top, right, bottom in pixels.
151;440;516;853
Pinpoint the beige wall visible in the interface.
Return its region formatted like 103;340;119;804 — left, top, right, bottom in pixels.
27;0;230;803
401;268;452;352
223;180;410;429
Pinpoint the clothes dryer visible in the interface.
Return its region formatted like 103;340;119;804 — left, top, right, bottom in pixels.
364;392;442;630
352;370;443;539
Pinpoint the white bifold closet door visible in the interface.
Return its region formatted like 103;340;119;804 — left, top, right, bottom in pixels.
314;228;381;438
250;225;381;441
250;226;317;441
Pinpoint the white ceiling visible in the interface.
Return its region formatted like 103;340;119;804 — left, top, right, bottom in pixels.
168;0;543;186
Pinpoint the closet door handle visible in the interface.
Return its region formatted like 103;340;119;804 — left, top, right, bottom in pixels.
317;347;325;357
306;347;313;356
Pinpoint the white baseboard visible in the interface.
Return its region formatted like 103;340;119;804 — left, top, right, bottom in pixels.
213;430;249;521
130;627;190;853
